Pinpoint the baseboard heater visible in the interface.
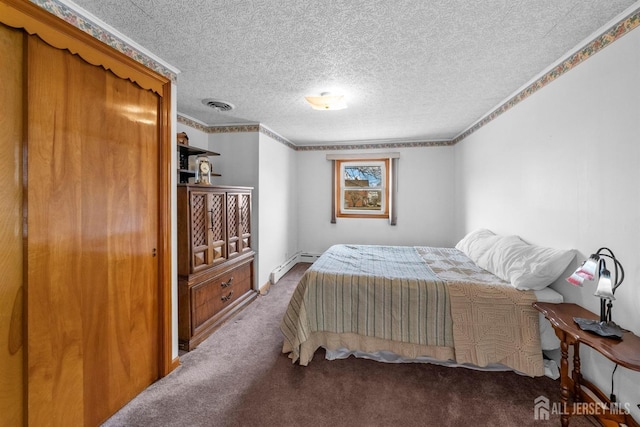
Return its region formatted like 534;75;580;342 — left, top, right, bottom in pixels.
269;252;321;284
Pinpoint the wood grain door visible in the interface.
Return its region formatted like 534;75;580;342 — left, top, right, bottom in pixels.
0;23;24;427
25;34;160;426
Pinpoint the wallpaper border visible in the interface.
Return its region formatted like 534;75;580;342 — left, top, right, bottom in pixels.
36;1;640;149
177;115;450;151
30;0;178;82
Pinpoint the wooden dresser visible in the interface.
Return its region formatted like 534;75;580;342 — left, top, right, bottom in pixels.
177;184;257;351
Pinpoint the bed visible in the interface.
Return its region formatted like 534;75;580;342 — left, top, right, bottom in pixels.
280;230;575;377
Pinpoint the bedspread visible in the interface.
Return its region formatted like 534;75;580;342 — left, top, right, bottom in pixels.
280;245;453;362
417;247;543;376
281;245;543;376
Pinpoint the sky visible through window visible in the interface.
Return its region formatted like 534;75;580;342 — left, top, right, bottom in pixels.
344;166;381;187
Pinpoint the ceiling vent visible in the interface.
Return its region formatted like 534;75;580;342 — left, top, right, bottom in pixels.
202;98;235;112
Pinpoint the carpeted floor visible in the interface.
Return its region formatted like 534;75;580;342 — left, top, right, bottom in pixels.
103;263;596;427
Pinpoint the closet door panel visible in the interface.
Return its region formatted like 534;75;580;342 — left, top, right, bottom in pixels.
0;23;24;427
102;66;159;404
26;34;86;427
26;34;159;426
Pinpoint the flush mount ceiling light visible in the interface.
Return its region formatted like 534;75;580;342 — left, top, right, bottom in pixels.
202;98;235;112
304;92;347;111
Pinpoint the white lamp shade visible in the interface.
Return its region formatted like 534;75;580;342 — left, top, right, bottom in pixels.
566;271;585;286
576;255;599;280
594;270;615;300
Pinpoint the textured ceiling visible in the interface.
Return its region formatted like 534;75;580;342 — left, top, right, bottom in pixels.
69;0;637;145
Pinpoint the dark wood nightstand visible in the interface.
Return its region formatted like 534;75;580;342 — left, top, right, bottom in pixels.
533;302;640;427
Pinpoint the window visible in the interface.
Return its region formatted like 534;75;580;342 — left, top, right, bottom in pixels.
336;159;389;219
327;152;399;224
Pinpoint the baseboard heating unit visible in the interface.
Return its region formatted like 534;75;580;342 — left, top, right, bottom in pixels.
269;252;321;284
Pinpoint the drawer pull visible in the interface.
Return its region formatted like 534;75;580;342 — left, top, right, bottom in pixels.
221;290;233;302
221;277;233;288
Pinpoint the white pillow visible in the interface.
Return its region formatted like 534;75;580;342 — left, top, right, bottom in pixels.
507;241;575;290
474;235;524;281
456;229;575;291
455;229;496;259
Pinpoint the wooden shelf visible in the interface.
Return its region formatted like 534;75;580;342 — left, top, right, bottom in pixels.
177;144;220;157
177;144;221;183
178;169;221;183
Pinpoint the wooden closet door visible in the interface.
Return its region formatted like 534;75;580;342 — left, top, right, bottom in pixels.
0;23;24;427
26;35;160;426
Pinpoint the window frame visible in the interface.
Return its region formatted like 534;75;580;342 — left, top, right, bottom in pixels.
335;158;390;219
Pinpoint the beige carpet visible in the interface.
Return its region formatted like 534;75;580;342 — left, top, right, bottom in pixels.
103;263;597;427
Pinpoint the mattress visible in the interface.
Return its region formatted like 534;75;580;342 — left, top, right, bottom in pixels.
282;245;557;376
534;287;563;350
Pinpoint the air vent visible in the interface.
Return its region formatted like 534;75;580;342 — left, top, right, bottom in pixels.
202;98;235;112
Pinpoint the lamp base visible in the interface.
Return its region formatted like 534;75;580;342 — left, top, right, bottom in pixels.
573;317;623;340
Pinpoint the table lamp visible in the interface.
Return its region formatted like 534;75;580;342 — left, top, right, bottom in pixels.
566;247;624;339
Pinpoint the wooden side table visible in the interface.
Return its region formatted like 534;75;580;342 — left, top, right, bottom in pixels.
534;302;640;427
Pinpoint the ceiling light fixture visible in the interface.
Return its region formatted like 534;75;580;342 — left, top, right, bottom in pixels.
304;92;347;111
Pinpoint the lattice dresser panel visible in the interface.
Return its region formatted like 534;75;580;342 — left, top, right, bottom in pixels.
191;194;207;247
210;193;226;262
240;194;251;250
227;195;238;256
227;195;238;239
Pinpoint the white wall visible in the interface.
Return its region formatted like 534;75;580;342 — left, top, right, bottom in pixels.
258;132;298;288
206;129;299;290
207;131;260;289
208;132;259;189
297;146;456;254
454;25;640;418
177;122;208;150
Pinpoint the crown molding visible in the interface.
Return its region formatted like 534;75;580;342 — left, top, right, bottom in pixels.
30;0;179;82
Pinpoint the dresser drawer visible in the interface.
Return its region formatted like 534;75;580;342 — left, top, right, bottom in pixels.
191;261;252;334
